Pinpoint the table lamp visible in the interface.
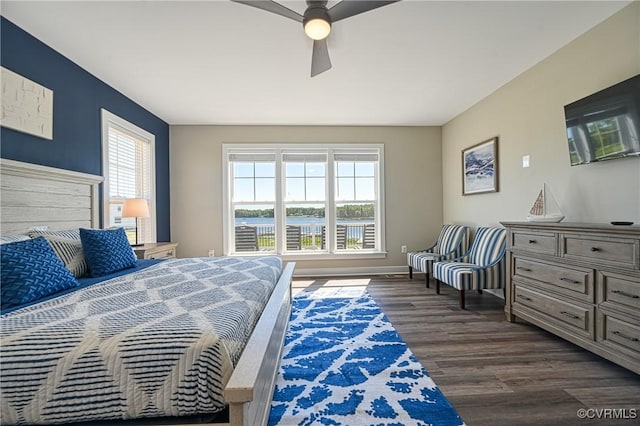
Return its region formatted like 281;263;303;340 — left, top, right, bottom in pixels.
122;198;150;246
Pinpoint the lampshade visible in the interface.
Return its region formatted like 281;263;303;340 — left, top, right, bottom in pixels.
304;18;331;40
122;198;150;219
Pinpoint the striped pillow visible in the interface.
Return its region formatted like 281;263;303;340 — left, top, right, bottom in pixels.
0;234;31;245
27;230;89;278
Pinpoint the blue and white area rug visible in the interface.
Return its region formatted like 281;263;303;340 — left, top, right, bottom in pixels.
268;292;465;426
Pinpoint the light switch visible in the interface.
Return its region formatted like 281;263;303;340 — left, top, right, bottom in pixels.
522;155;530;168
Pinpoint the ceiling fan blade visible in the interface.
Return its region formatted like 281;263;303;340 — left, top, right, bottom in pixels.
311;38;332;77
328;0;400;22
231;0;303;22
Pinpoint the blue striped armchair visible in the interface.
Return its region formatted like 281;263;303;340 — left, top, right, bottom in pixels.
433;227;507;309
407;224;470;288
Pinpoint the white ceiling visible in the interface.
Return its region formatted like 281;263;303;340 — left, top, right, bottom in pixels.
1;1;631;126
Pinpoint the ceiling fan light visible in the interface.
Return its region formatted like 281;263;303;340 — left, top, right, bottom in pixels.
304;18;331;40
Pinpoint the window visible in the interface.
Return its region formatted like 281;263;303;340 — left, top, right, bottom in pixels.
101;109;156;244
334;151;379;250
284;152;327;252
223;145;384;257
229;151;276;253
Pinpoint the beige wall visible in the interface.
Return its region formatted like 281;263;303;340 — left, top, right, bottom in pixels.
170;4;639;273
442;3;640;228
170;126;442;273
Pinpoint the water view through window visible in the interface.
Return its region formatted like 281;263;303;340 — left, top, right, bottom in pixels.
234;207;375;251
225;145;383;254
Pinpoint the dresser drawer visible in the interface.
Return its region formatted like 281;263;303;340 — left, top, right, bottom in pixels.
512;231;556;255
561;234;639;269
600;271;640;314
144;246;176;259
514;284;593;337
601;313;640;358
513;257;593;302
134;242;178;260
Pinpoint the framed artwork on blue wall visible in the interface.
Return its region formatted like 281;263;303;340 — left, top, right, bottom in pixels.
0;66;53;140
462;136;499;195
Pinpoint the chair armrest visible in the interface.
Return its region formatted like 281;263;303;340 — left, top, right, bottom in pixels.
439;247;463;259
412;242;437;253
436;254;471;264
424;242;437;253
435;254;504;272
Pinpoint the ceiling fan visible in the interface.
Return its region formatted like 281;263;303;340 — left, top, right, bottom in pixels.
231;0;400;77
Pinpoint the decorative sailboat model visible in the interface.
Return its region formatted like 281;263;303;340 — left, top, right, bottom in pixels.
527;184;565;222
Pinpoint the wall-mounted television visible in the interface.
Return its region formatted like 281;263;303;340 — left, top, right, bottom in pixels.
564;74;640;166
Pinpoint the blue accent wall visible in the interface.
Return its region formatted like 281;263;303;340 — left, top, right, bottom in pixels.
0;17;170;241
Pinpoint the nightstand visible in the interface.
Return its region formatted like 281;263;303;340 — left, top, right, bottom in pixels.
134;242;178;260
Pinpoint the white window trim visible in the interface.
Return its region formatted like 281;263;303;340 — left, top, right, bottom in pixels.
101;108;157;242
222;144;386;260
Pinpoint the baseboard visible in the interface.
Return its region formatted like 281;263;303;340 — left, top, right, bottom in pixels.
294;266;408;277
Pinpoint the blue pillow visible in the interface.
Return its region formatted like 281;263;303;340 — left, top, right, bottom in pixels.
1;237;79;310
80;228;137;277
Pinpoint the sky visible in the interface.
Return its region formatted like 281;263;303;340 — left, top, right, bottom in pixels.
233;161;376;205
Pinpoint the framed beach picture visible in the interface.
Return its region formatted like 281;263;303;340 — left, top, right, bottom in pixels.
462;136;498;195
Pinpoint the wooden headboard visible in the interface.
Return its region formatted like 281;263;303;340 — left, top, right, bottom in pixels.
0;158;103;234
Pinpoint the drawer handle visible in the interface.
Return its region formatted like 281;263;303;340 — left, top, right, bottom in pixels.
612;290;639;299
528;240;536;244
560;277;580;284
560;311;580;320
517;294;533;302
516;266;532;272
612;331;639;342
590;247;600;252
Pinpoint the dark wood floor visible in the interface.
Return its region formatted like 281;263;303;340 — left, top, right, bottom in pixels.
293;275;640;426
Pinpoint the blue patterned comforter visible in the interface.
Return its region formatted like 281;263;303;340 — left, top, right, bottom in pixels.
0;256;282;425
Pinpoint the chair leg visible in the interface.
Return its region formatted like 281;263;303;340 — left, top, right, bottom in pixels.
435;279;440;295
409;266;413;279
458;290;466;309
425;273;430;288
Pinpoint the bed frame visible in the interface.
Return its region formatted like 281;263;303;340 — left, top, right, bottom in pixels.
0;158;294;426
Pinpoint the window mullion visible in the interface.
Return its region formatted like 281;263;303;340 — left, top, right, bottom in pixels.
275;149;284;254
327;149;336;253
351;163;356;202
252;163;257;202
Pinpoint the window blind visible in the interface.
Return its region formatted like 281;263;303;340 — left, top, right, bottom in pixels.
281;153;328;163
333;153;379;162
105;119;155;243
228;152;276;162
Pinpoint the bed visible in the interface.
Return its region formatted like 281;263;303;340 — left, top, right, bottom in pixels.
0;159;295;426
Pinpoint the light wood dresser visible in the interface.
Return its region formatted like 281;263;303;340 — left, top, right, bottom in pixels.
501;221;640;374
